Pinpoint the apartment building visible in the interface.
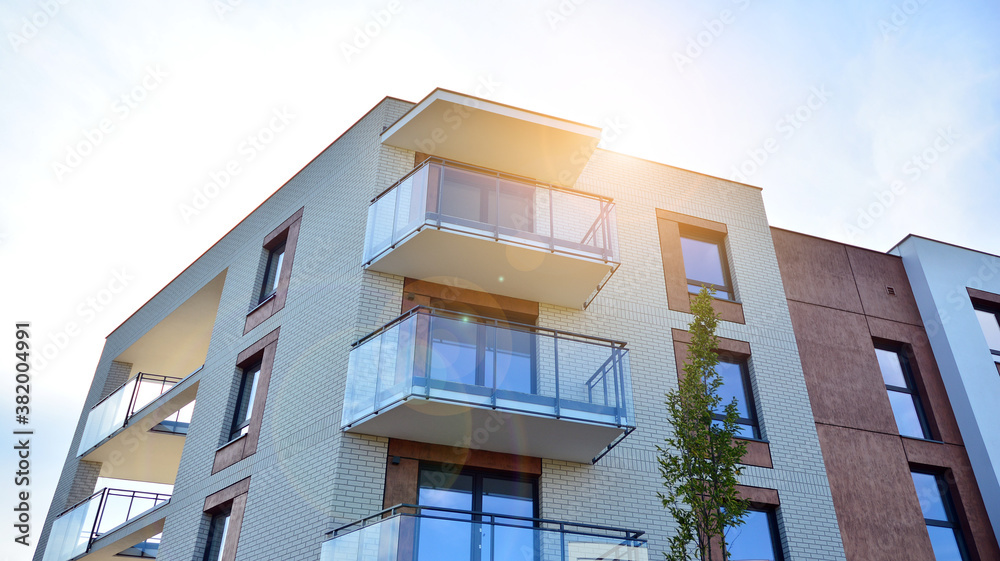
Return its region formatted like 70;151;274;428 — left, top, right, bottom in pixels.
34;87;993;561
890;236;1000;543
772;229;1000;561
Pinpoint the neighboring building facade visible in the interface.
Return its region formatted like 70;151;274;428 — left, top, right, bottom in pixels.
32;89;995;561
891;236;1000;542
772;228;1000;561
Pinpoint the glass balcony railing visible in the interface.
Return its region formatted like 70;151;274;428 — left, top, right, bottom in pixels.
78;371;197;455
342;307;634;431
42;488;170;561
321;504;648;561
363;159;619;267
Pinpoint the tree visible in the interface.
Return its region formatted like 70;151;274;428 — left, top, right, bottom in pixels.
657;287;749;561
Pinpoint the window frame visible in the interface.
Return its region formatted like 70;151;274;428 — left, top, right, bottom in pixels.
202;510;231;561
725;507;784;561
245;207;303;334
257;240;286;304
973;305;1000;362
229;361;261;441
680;231;735;302
201;478;250;561
713;357;760;440
910;470;971;561
875;344;933;440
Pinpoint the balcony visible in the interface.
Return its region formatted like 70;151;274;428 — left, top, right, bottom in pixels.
321;504;648;561
77;370;198;484
381;88;602;187
42;488;169;561
342;307;634;463
363;159;619;310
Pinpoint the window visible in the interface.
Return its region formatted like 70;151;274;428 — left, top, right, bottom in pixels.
726;509;783;561
417;464;537;561
875;346;931;439
200;478;249;561
213;329;279;474
427;314;535;395
229;362;260;441
245;207;302;334
257;242;285;304
910;471;970;561
203;511;231;561
974;307;1000;364
681;234;733;301
713;358;759;440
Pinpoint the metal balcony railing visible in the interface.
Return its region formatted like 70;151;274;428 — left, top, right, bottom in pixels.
363;158;619;267
42;488;170;561
342;306;634;432
321;504;648;561
78;369;198;455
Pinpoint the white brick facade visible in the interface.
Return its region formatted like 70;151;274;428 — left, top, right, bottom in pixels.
35;96;845;561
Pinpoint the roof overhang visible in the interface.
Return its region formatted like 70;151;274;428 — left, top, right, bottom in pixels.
381;89;601;187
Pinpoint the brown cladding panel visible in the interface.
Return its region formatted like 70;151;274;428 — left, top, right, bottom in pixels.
387;439;542;475
816;424;935;561
402;278;539;324
786;301;897;433
845;246;924;327
770;228;864;313
867;317;963;445
902;440;1000;561
384;457;420;509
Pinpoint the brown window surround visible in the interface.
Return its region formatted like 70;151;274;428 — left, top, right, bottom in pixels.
671;328;771;468
213;328;279;474
245;207;304;334
202;478;250;561
656;209;744;324
706;486;781;560
382;438;542;509
401;278;539;325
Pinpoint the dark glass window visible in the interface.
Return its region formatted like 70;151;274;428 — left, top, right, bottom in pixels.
875;347;931;439
203;511;231;561
427;315;534;395
258;242;285;303
681;235;733;300
726;509;783;561
911;471;970;561
713;358;759;439
230;362;260;440
418;465;537;561
974;307;1000;363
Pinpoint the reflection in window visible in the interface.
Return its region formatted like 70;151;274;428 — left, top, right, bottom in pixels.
681;236;733;301
258;242;285;303
974;307;1000;364
428;316;534;394
911;471;969;561
230;363;260;440
726;509;783;561
876;347;931;439
418;465;537;561
712;359;759;439
203;511;231;561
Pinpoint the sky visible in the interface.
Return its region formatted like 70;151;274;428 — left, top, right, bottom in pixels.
1;1;998;559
